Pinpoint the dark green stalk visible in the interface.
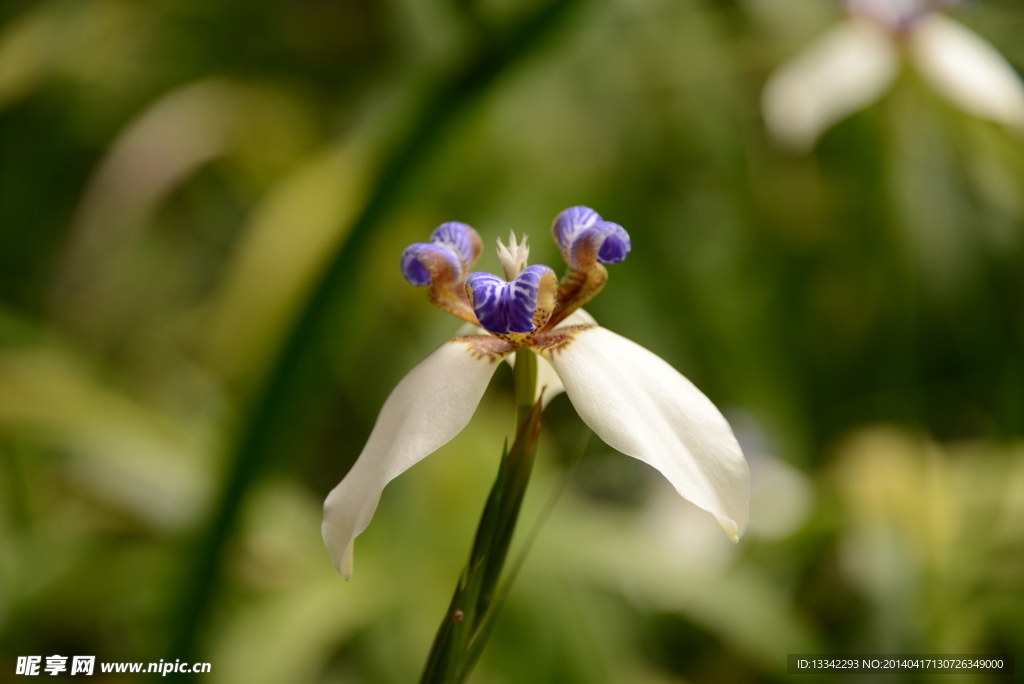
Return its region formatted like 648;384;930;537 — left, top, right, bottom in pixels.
420;351;543;684
168;0;587;670
460;427;590;670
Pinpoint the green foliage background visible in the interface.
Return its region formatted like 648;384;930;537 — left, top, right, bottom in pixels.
1;0;1022;682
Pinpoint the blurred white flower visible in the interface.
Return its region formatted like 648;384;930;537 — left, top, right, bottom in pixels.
763;0;1024;150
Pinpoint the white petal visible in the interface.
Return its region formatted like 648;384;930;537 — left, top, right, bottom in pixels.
763;19;899;151
322;336;510;578
505;308;599;406
560;308;597;327
535;309;597;405
910;15;1024;130
541;327;750;540
534;355;563;407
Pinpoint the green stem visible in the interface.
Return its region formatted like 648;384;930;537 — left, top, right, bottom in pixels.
420;351;542;683
167;0;586;670
460;427;590;670
514;348;538;422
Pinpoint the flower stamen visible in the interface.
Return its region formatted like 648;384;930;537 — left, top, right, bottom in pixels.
497;232;531;280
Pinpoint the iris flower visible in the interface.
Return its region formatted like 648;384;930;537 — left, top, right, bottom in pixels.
763;0;1024;150
322;208;750;578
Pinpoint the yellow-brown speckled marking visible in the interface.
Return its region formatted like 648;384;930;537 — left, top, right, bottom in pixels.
451;335;515;362
531;269;559;331
531;324;596;358
428;282;480;326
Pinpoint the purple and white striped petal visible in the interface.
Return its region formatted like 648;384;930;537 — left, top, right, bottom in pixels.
322;334;514;578
552;206;632;268
466;265;557;336
401;222;484;325
534;326;750;541
401;243;463;286
431;221;483;272
569;221;631;267
401;222;482;286
553;206;601;254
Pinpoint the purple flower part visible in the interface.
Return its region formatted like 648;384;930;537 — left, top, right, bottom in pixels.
553;206;602;254
568;221;632;268
843;0;960;31
401;243;462;286
431;222;481;270
400;222;481;286
466;265;553;335
594;222;631;264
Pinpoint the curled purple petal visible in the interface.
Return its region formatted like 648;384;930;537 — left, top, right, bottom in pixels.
466;265;555;335
569;221;631;268
400;222;482;286
593;222;631;264
431;222;482;271
401;243;462;286
553;206;601;254
552;206;631;268
401;251;432;286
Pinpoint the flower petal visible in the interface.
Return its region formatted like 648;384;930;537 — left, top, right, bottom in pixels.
910;15;1024;130
763;19;899;151
322;335;512;578
539;326;749;540
465;265;557;336
534;355;563;407
519;309;598;406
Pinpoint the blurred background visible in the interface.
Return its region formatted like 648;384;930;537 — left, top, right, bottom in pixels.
1;0;1022;682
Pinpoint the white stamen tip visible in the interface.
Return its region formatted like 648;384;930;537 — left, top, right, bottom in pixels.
497;232;530;279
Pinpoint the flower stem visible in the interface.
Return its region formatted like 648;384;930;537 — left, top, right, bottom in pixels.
420;351;541;683
513;348;538;422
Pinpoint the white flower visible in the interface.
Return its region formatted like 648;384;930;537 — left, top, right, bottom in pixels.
763;0;1024;151
322;208;750;578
